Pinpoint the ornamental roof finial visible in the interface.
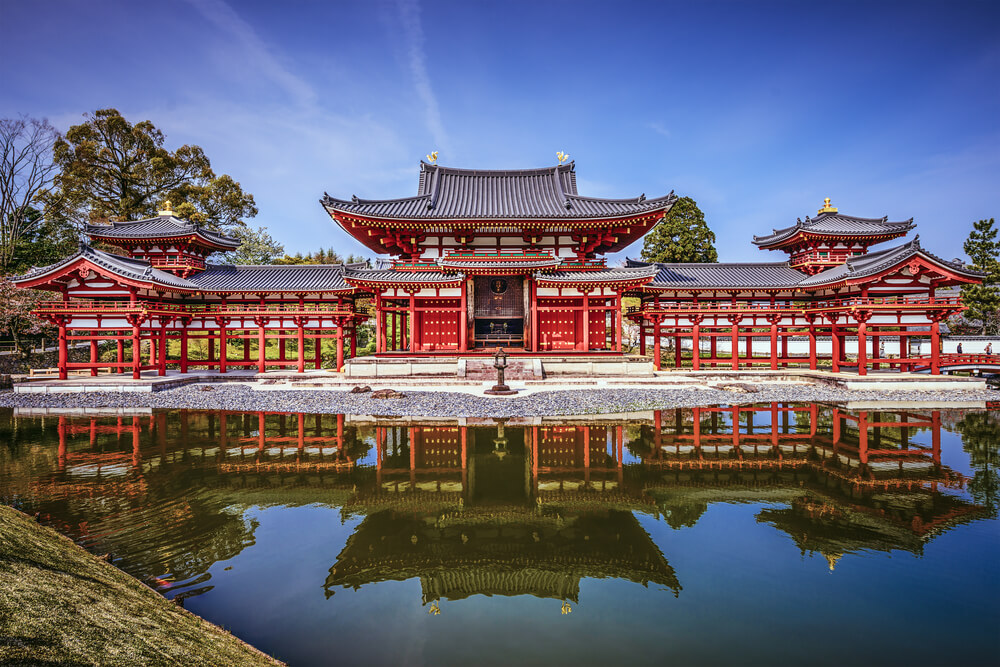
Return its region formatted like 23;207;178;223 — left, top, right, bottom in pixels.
426;151;438;165
818;197;838;214
158;200;174;216
556;151;570;164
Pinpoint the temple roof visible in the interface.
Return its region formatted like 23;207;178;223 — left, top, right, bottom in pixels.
13;244;199;291
629;238;983;291
533;265;659;284
85;215;241;249
343;268;464;286
322;161;676;220
753;211;915;248
190;263;365;293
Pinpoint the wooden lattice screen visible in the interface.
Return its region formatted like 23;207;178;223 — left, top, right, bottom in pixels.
474;277;524;318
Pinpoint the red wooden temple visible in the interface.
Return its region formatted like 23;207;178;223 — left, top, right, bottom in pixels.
11;160;982;378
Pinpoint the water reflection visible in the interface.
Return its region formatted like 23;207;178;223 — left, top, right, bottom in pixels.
0;404;993;607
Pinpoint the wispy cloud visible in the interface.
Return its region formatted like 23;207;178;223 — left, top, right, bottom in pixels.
396;0;450;156
647;122;671;138
182;0;316;107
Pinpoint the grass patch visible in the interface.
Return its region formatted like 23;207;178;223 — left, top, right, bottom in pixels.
0;505;282;666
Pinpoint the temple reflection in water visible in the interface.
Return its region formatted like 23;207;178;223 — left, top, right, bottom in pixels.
1;404;991;606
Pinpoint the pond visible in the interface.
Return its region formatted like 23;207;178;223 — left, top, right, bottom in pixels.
2;404;998;666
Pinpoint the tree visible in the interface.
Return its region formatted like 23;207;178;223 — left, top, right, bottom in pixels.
272;248;368;265
960;218;1000;335
955;411;1000;517
640;196;718;263
0;116;62;270
0;277;54;358
42;108;257;231
221;226;284;265
9;207;77;274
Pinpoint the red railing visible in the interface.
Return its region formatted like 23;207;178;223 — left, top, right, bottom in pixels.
627;294;963;317
34;300;368;318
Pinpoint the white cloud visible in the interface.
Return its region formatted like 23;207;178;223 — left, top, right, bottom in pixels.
396;0;451;156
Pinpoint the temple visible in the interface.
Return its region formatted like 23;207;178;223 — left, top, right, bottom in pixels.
11;161;983;378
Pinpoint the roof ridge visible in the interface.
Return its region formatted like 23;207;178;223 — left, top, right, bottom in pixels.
419;161;575;177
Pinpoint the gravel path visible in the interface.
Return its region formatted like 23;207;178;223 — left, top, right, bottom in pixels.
0;383;994;417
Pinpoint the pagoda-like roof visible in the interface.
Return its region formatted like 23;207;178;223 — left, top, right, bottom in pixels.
629;238;983;291
321;161;676;221
753;211;915;248
533;265;659;287
437;251;561;273
343;268;464;287
189;262;365;293
12;244;199;291
85;215;241;249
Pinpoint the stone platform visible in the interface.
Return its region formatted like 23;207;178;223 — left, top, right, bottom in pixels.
343;355;654;379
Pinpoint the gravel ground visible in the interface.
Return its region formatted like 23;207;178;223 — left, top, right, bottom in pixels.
0;383;995;417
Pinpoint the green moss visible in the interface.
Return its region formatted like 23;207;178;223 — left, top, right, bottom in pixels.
0;505;282;666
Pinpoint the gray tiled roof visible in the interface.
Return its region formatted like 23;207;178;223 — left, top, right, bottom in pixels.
189;263;365;293
534;265;659;283
86;215;240;248
753;212;914;247
797;237;984;286
437;256;560;271
626;259;806;289
344;269;464;285
13;244;198;290
322;161;676;220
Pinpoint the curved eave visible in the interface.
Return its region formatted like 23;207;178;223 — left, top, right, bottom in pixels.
196;286;359;295
753;225;915;249
11;254;198;293
809;251;985;290
87;231;240;251
533;273;657;290
344;275;464;289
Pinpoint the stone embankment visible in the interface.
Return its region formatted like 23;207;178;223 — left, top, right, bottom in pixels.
0;505;283;666
0;382;993;417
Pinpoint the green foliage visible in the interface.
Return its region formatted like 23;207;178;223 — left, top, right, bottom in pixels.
220;226;285;265
640;196;718;263
960;218;1000;335
43;108;257;231
955;411;1000;516
8;207;77;274
0;277;55;358
272;247;368;265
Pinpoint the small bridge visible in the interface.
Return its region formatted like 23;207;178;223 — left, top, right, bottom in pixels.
905;354;1000;374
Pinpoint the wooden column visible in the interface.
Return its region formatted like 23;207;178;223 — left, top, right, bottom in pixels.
731;323;739;370
530;280;538;351
582;290;590;352
710;333;717;366
614;290;623;353
899;333;908;370
391;308;397;351
460;279;468;352
831;326;840;373
780;330;788;367
857;321;868;376
296;318;305;373
930;320;941;375
131;322;141;380
57;322;68;380
808;324;817;370
692;322;701;371
408;290;416;353
179;325;188;374
89;331;98;377
218;321;227;374
769;322;778;371
117;338;125;374
257;320;267;374
157;323;167;376
374;293;384;354
871;334;880;370
315;333;322;369
653;319;661;371
279;333;287;362
336;321;345;371
674;335;682;368
350;323;357;359
639;322;646;356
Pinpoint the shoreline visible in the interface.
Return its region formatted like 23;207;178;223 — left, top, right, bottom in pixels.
1;381;994;417
0;504;283;666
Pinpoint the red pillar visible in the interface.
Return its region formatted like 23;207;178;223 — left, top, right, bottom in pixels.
746;333;753;362
769;322;778;371
808;325;817;370
899;333;908;371
336;321;345;371
350;323;357;358
257;321;266;374
408;291;416;353
131;323;141;380
731;323;739;370
674;335;681;368
391;308;397;351
930;320;941;375
639;322;646;356
460;279;468;352
179;326;188;374
57;322;68;380
780;330;788;367
315;334;322;369
692;322;701;370
297;320;305;373
857;321;868;376
614;290;623;353
582;291;590;352
653;319;662;370
871;334;880;370
831;326;840;373
218;322;227;374
710;334;717;366
89;331;98;376
157;323;167;376
116;337;125;374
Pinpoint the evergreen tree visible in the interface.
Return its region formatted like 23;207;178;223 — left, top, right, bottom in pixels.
640;196;718;263
221;226;284;265
960;218;1000;335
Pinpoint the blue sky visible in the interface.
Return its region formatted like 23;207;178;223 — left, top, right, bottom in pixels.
3;0;998;263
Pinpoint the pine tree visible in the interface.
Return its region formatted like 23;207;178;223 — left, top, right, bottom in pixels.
961;218;1000;335
640;196;718;263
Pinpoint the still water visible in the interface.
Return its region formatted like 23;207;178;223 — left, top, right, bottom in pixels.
2;404;998;666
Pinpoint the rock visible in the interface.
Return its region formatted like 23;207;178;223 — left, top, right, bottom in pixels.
371;388;405;399
199;385;214;392
717;383;759;394
350;385;372;394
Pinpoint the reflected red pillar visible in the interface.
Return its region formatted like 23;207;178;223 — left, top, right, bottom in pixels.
258;412;266;452
409;426;416;486
858;411;869;464
832;409;841;445
462;426;469;497
530;426;538;492
219;413;228;453
132;416;141;469
297;413;305;451
583;425;591;485
653;410;662;458
693;407;702;450
57;417;67;470
616;425;624;484
931;411;941;464
337;414;344;458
